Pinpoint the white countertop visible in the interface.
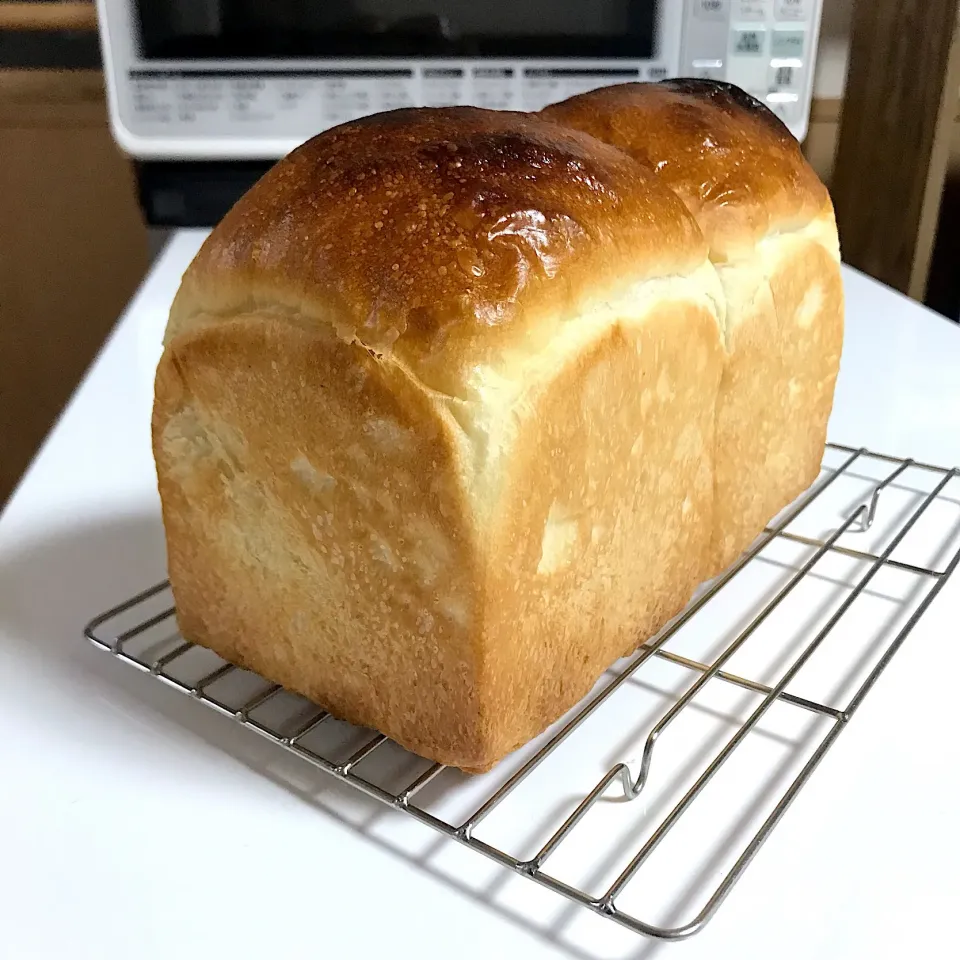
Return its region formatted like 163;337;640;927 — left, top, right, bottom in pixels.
3;230;960;960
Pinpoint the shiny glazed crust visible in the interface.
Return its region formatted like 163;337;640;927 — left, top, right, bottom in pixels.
543;80;844;568
154;106;726;771
167;106;708;397
542;80;831;260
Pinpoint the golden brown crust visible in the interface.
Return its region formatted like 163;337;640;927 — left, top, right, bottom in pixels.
542;80;831;260
168;106;707;396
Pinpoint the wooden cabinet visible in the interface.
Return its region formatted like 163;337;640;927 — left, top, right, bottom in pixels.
0;69;149;504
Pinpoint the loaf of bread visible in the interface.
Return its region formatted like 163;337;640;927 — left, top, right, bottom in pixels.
544;80;844;569
154;106;727;771
153;90;841;773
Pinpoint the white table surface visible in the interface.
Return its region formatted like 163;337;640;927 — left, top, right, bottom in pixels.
2;230;960;960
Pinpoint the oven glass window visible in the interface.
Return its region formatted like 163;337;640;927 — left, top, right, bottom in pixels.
136;1;657;60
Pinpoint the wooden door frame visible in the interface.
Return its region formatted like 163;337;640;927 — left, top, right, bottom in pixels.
831;0;960;300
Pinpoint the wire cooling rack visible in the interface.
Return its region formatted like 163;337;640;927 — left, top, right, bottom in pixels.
85;443;960;943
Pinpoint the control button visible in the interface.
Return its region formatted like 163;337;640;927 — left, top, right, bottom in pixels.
685;16;729;65
691;59;725;81
735;0;770;19
732;26;767;56
766;91;800;124
768;60;803;92
695;0;729;19
648;65;669;80
771;28;805;57
726;53;768;94
775;0;807;22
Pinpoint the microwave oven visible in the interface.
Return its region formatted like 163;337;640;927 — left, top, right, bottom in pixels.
98;0;825;159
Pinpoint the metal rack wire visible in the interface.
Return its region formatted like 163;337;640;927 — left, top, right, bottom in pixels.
84;443;960;942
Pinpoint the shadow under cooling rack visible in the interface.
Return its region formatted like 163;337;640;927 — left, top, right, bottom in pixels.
84;443;960;945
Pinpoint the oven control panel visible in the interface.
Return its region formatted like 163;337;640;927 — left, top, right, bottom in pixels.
683;0;821;129
97;0;824;160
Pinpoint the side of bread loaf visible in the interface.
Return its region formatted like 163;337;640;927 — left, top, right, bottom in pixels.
154;107;726;771
543;80;844;570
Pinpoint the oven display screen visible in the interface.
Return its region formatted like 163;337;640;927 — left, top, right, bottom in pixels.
136;1;657;60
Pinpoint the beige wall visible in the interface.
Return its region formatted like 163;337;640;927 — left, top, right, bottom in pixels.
814;0;852;99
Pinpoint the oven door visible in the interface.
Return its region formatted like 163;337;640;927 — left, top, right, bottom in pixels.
97;0;682;159
133;0;661;60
